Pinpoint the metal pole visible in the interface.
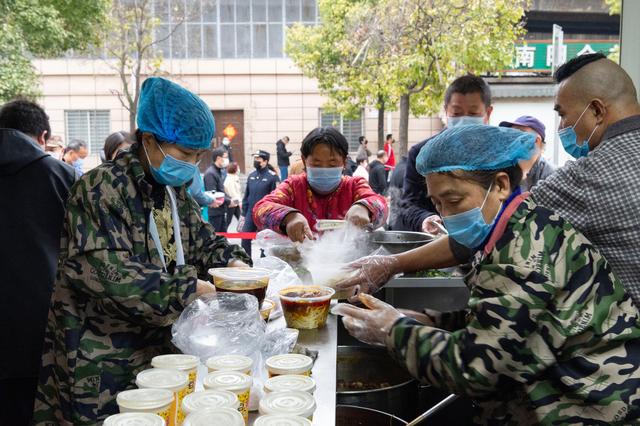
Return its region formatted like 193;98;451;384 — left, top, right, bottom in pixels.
620;0;640;100
551;24;564;166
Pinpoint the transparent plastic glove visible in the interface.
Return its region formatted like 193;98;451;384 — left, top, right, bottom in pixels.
284;212;315;243
334;255;399;302
344;204;371;228
331;294;404;346
421;214;447;237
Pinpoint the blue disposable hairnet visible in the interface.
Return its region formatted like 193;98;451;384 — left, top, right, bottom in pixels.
416;124;536;176
137;77;215;150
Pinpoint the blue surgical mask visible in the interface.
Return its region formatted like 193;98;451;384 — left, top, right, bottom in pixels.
442;184;501;249
448;116;485;128
306;167;343;193
73;158;84;168
558;104;599;159
143;141;198;187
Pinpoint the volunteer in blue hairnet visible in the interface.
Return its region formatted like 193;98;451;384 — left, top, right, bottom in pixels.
33;77;251;425
333;124;640;424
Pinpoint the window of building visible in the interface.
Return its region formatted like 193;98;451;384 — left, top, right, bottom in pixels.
65;110;111;155
319;110;363;153
152;0;318;59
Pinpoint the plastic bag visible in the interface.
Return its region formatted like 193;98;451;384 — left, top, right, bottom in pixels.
254;256;304;319
255;229;302;266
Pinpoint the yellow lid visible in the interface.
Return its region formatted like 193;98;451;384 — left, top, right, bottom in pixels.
181;390;239;414
259;391;316;418
183;407;244;426
265;354;313;375
103;413;166;426
203;371;253;392
254;414;313;426
264;375;316;394
151;354;199;371
206;355;253;373
136;368;189;392
116;388;174;411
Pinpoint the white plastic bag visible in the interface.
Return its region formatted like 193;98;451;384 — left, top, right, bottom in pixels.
254;256;304;319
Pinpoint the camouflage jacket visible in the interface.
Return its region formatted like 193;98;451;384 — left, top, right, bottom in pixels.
387;195;640;425
33;145;251;425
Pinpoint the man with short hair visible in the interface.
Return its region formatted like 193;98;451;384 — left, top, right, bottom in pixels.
63;138;88;175
395;74;493;233
276;136;292;180
0;99;75;426
204;147;233;232
368;150;388;195
242;150;280;257
499;115;555;191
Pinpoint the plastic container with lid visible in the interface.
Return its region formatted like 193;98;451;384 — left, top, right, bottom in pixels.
136;368;189;426
181;390;239;416
254;414;313;426
264;375;316;395
203;371;253;423
182;407;244;426
206;355;254;375
208;267;271;305
279;286;335;329
104;412;166;426
258;391;316;420
151;354;199;395
265;354;313;378
116;388;174;425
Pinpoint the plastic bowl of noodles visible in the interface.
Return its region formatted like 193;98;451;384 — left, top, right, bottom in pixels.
260;299;276;321
279;286;335;329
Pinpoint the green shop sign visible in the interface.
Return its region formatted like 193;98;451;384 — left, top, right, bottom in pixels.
506;40;619;72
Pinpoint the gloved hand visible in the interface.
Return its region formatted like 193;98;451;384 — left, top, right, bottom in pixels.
345;204;371;228
284;212;315;243
331;294;404;346
335;255;399;302
421;214;446;237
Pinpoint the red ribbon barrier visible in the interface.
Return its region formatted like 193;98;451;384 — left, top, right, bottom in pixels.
217;232;258;240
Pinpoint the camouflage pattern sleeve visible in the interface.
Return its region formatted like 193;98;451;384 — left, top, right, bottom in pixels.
351;176;389;229
64;179;199;328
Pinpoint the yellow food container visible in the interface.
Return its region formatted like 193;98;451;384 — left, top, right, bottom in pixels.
279;286;334;329
264;375;316;395
116;388;174;425
258;391;316;420
104;412;166;426
254;414;313;426
205;355;253;375
203;371;253;423
136;368;189;426
181;390;239;416
151;354;199;395
183;407;244;426
265;354;313;378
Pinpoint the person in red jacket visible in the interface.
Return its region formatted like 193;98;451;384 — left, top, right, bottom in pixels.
253;127;388;242
384;133;396;177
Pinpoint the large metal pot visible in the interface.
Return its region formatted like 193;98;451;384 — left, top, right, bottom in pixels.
369;231;434;254
336;405;407;426
337;346;418;420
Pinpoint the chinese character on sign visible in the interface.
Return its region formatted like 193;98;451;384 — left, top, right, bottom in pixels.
516;46;536;68
546;45;567;67
577;44;596;56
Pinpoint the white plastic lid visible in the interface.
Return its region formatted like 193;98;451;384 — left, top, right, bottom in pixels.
208;267;271;281
116;388;174;411
103;413;166;426
183;407;244;426
151;354;199;371
265;354;313;375
264;375;316;394
136;368;189;392
203;371;253;392
259;391;316;418
254;414;313;426
206;355;253;373
181;390;240;414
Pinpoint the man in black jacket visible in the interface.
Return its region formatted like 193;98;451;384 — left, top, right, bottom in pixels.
204;147;234;232
0;99;75;426
395;75;493;233
276;136;292;180
368;150;388;195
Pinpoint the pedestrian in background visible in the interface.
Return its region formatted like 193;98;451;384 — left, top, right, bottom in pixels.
204;147;233;232
62;139;88;175
368;150;389;195
224;162;243;230
276;136;292;180
101;131;134;163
